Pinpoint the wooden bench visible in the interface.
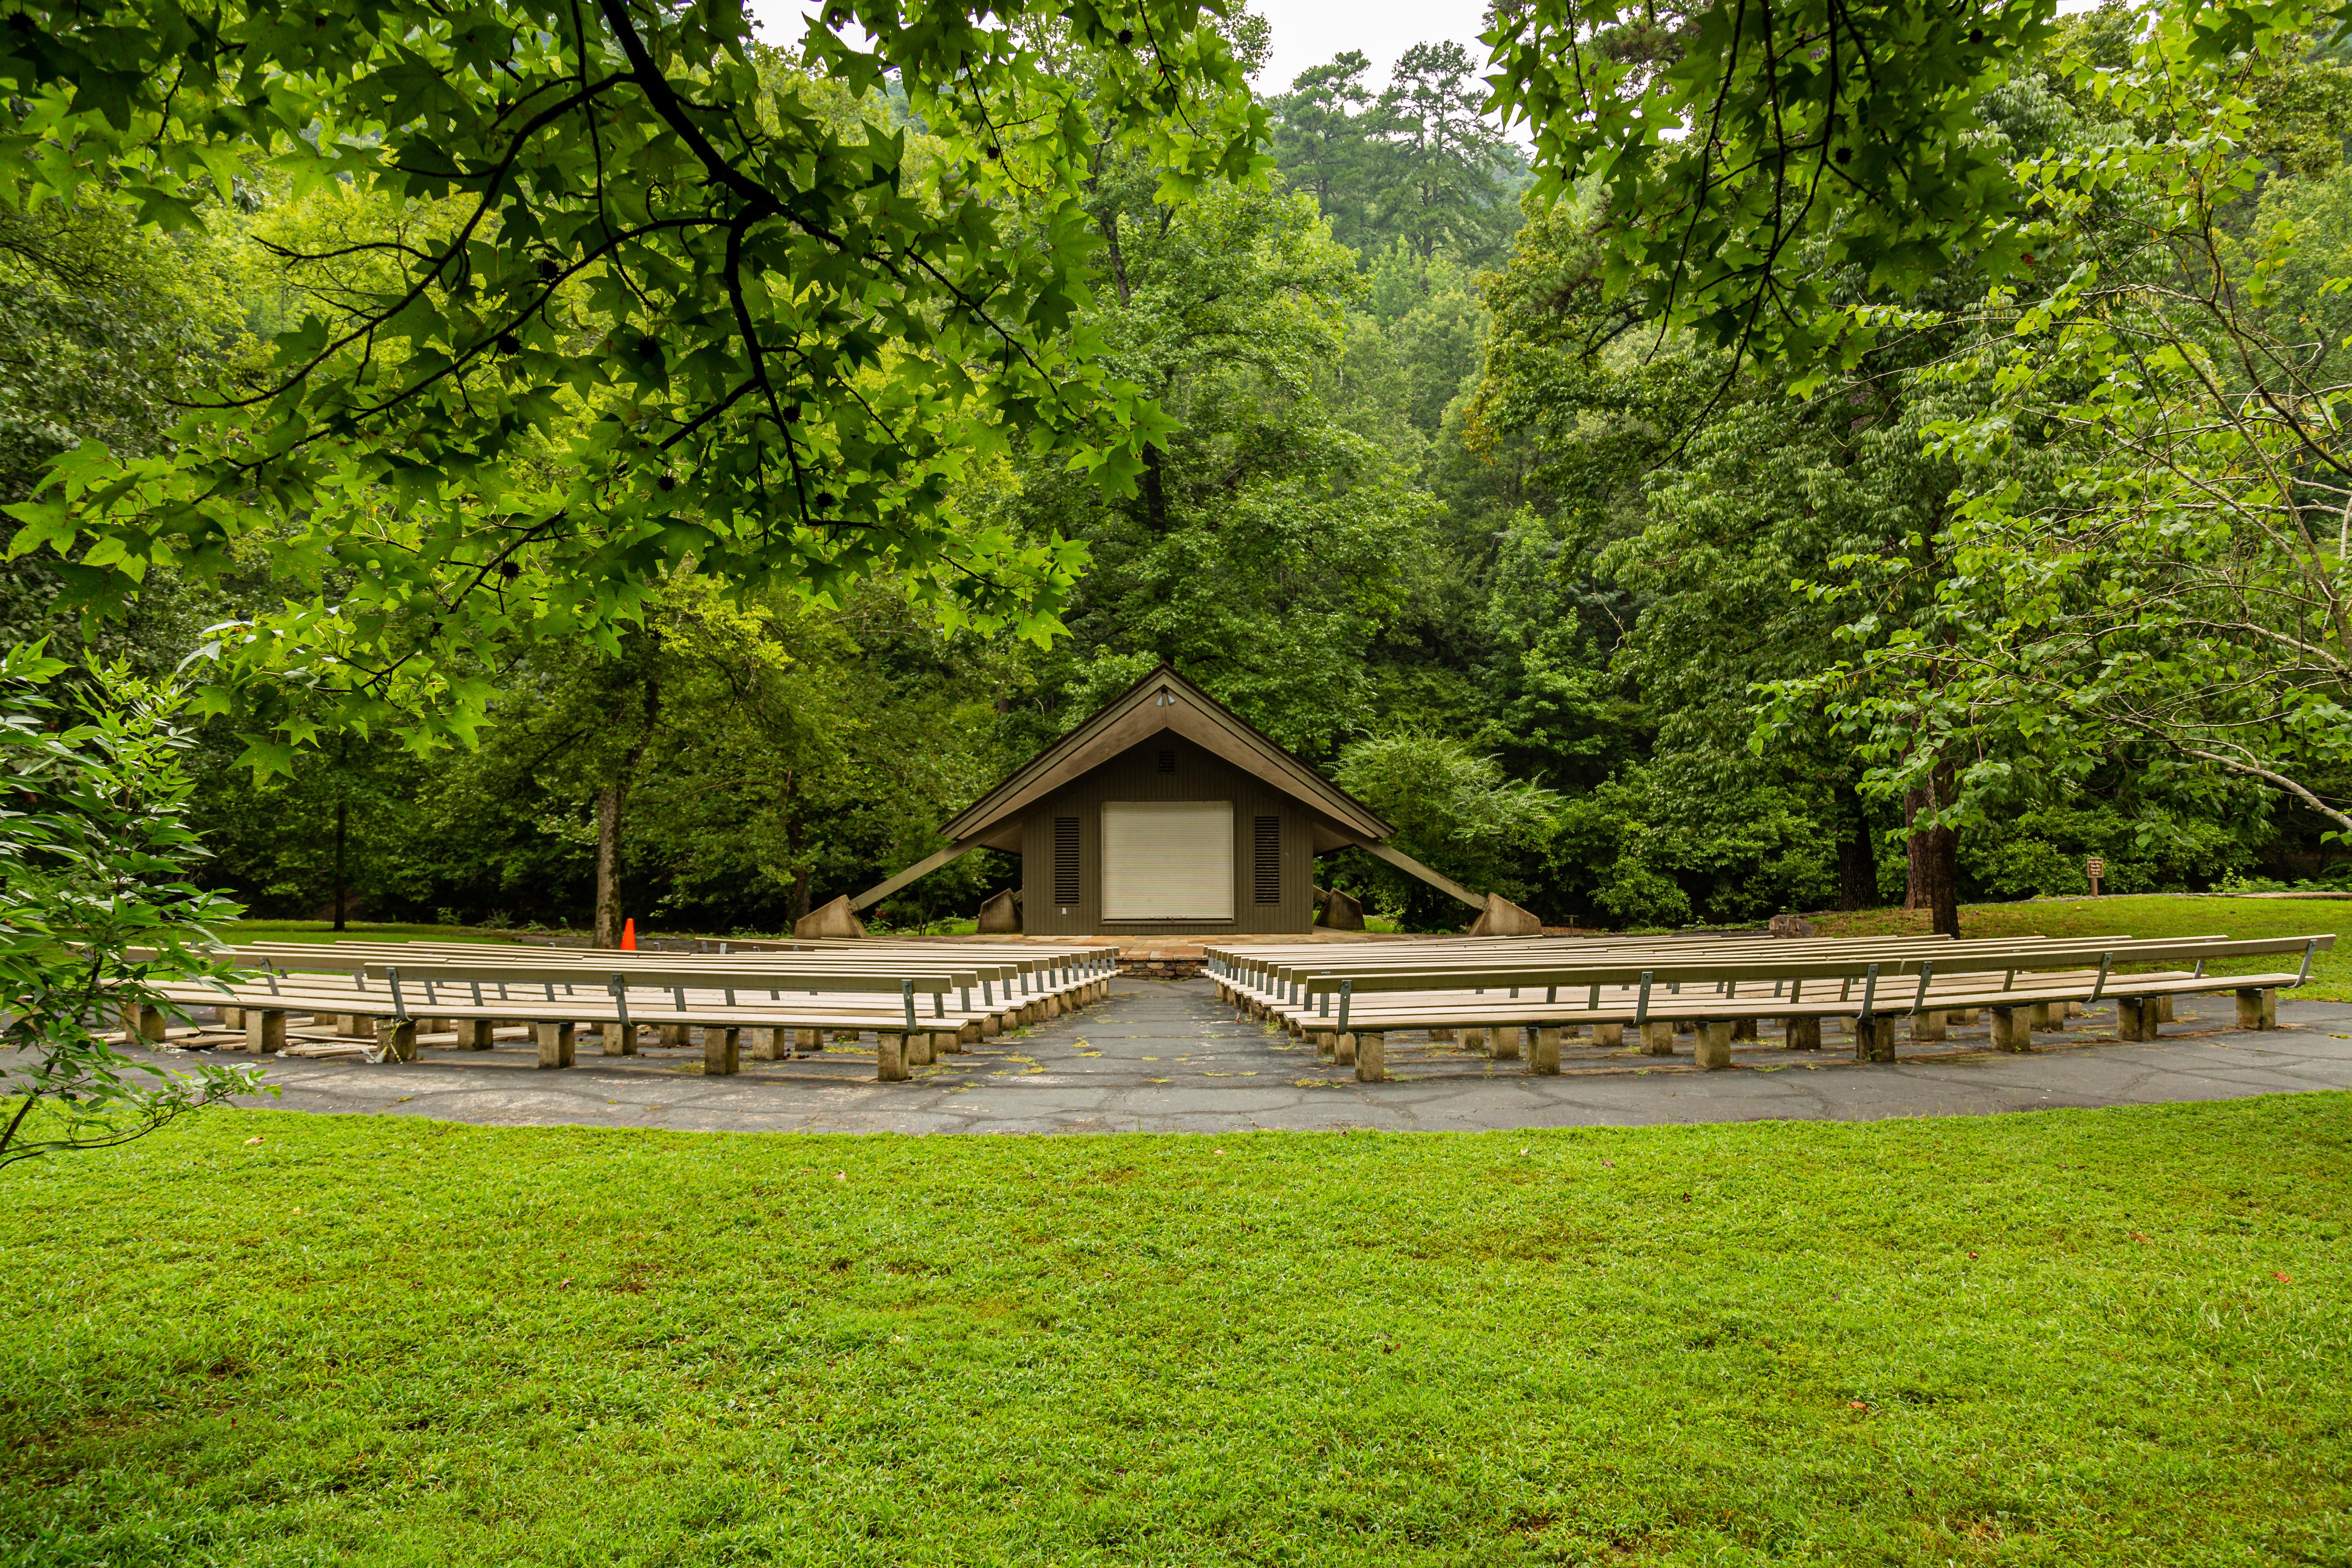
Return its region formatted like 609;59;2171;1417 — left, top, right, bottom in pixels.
146;944;1114;1081
1203;933;2333;1078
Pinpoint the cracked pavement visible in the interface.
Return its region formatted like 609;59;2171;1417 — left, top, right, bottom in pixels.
127;974;2352;1134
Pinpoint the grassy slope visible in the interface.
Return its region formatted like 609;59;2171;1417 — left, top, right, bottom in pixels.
1809;894;2352;1001
5;1100;2348;1566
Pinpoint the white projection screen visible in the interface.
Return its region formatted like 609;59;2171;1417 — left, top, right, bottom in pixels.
1100;801;1234;920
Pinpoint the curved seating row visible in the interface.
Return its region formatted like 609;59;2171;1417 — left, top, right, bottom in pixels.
123;939;1118;1081
1204;931;2332;1078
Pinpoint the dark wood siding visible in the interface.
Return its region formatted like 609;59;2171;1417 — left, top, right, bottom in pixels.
1019;734;1319;935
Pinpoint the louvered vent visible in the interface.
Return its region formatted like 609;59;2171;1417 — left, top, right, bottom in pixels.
1253;815;1281;904
1053;817;1080;906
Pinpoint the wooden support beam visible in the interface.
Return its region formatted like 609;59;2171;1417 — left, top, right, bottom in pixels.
1358;841;1486;911
851;840;981;912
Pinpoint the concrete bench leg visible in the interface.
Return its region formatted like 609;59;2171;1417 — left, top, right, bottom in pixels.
1731;1017;1758;1040
907;1031;935;1067
1857;1017;1896;1063
1912;1010;1947;1042
1460;1027;1489;1054
244;1009;285;1055
2236;987;2277;1029
120;1003;167;1042
1594;1022;1625;1048
1354;1031;1386;1082
1529;1027;1561;1075
535;1021;575;1068
704;1027;740;1076
657;1023;691;1048
1427;1027;1455;1042
2156;996;2174;1022
1488;1026;1519;1062
1785;1018;1821;1051
452;1018;496;1050
1694;1020;1732;1070
1334;1031;1356;1066
602;1022;637;1057
750;1027;789;1061
330;1013;365;1037
979;1015;1001;1038
378;1020;418;1062
2115;997;2149;1041
1312;1029;1335;1058
1640;1020;1676;1056
1989;1006;2029;1052
876;1031;909;1081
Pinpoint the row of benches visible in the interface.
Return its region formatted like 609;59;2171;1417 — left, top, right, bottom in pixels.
1203;930;2332;1078
123;939;1120;1081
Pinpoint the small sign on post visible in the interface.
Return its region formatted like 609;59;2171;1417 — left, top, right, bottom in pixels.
2087;856;2106;897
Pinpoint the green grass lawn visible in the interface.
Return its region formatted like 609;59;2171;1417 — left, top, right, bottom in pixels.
1809;894;2352;1001
6;1098;2348;1565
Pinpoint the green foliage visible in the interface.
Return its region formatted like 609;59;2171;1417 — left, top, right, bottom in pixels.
1267;44;1525;271
3;1098;2349;1561
1486;0;2064;374
1783;6;2352;845
1332;732;1559;927
991;160;1432;754
0;644;268;1165
0;0;1267;755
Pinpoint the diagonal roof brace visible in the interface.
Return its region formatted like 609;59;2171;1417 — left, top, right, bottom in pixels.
850;840;981;912
1359;841;1486;911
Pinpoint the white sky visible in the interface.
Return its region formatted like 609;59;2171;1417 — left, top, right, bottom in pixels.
744;0;1499;97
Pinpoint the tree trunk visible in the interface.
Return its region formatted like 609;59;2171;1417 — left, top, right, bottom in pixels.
595;779;626;948
332;794;349;931
593;679;660;948
1139;443;1170;533
1835;778;1875;911
1903;769;1961;938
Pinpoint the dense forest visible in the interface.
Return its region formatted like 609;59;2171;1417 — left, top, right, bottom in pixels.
7;0;2352;935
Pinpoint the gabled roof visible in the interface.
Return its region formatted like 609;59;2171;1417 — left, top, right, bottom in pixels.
940;665;1392;845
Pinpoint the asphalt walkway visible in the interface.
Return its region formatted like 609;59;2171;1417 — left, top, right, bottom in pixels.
154;975;2352;1135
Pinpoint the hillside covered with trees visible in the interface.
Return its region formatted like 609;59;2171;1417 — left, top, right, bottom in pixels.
7;0;2350;935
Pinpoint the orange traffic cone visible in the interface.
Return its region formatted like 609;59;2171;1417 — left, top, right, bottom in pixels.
621;918;637;951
